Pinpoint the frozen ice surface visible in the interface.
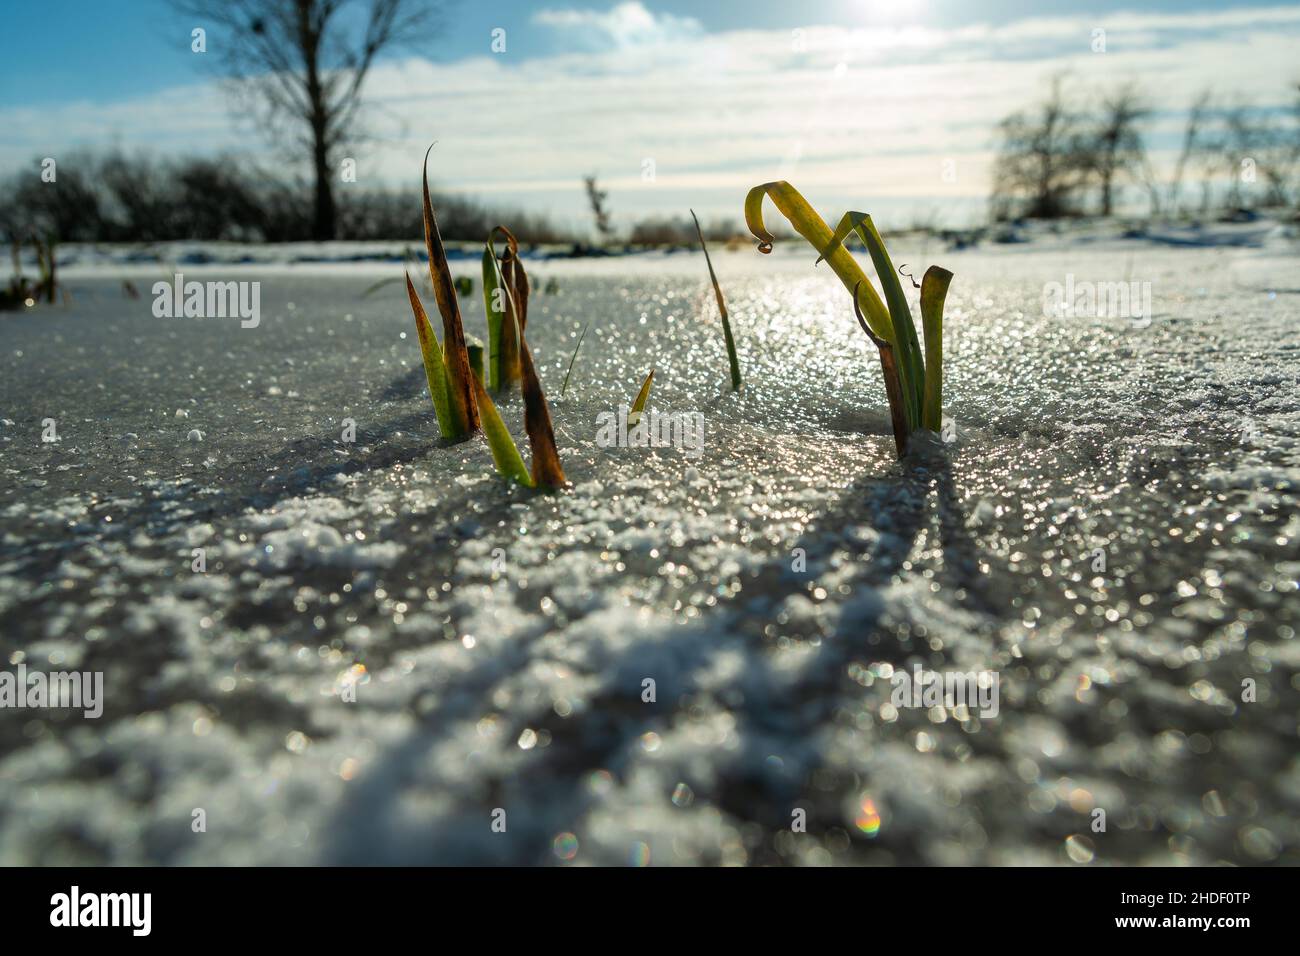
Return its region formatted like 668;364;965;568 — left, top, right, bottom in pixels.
0;239;1297;865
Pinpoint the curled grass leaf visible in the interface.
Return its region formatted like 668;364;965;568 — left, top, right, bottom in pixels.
629;367;655;427
919;266;954;432
421;143;478;433
690;209;741;391
744;181;891;340
746;180;956;457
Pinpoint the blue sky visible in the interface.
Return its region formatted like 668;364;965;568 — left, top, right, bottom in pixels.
0;0;1280;104
3;1;1298;230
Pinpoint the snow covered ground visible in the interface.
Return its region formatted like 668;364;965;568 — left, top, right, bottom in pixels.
1;236;1297;865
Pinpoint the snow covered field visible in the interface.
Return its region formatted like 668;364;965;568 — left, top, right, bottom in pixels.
1;236;1297;865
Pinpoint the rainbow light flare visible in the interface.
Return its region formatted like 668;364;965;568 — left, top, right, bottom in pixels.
856;795;882;837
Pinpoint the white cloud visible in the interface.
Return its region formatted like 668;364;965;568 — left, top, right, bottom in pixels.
533;1;703;50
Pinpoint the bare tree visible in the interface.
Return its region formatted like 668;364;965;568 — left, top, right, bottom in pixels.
990;75;1091;219
0;151;106;243
1088;83;1148;217
1165;90;1211;215
1219;93;1300;210
583;175;614;242
173;0;441;240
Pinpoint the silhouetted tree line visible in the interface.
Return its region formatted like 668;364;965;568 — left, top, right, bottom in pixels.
627;215;736;245
991;76;1300;220
0;151;577;245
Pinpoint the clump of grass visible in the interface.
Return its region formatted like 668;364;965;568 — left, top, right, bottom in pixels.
410;144;478;437
1;236;59;310
690;209;741;391
405;146;565;488
745;181;953;456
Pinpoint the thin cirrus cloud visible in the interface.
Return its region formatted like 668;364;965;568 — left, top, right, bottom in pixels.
3;2;1298;227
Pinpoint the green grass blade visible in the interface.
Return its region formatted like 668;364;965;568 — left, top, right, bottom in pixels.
362;275;403;298
559;320;590;398
405;272;460;439
481;243;504;391
919;265;954;433
471;372;533;486
690;209;741;391
629;367;654;426
744;181;892;340
825;213;925;430
365;247;423;298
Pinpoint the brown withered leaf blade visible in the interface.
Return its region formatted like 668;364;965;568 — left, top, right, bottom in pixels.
502;238;530;334
519;337;566;489
492;225;528;391
853;282;909;458
422;143;479;431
